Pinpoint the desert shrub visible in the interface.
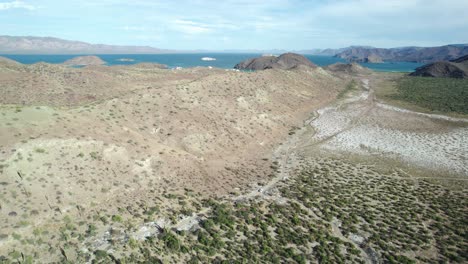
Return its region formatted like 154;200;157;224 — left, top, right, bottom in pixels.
393;76;468;113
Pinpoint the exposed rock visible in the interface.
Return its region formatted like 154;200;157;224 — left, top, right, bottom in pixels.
409;55;468;78
63;55;106;66
234;56;277;70
234;53;316;70
325;62;372;74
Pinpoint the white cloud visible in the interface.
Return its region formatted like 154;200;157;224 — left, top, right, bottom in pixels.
0;0;35;10
173;19;213;34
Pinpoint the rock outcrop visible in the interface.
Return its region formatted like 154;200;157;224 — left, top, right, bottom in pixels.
63;55;106;66
234;53;316;70
409;55;468;78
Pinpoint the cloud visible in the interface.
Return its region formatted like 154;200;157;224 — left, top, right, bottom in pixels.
173;20;213;34
0;0;36;10
2;0;468;49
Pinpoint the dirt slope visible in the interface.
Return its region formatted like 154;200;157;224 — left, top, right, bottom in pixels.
0;63;346;257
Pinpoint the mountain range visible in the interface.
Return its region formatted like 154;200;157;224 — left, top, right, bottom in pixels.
1;36;467;63
333;45;468;63
0;35;172;54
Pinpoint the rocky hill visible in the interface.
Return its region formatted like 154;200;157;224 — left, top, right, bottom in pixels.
335;45;468;63
0;35;172;54
451;54;468;64
234;53;316;70
63;55;106;66
409;55;468;78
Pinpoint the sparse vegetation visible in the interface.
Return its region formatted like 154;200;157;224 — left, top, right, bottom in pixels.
2;156;464;263
337;79;358;98
0;59;465;263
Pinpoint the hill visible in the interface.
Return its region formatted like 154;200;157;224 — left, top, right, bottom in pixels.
0;56;20;65
234;53;316;70
0;35;172;54
325;62;372;74
63;55;106;66
409;54;468;78
335;45;468;63
0;58;466;263
0;56;23;71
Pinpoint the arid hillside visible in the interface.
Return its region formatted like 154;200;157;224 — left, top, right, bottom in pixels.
0;60;349;258
1;58;466;263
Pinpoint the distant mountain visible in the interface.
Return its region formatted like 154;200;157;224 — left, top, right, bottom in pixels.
409;54;468;78
220;49;288;54
299;46;373;56
299;48;345;56
335;45;468;63
0;35;173;54
234;53;316;70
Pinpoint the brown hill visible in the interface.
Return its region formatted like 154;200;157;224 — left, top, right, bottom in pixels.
325;62;372;74
0;56;20;65
409;55;468;78
234;53;317;70
0;62;345;258
0;56;23;72
63;55;106;66
450;54;468;65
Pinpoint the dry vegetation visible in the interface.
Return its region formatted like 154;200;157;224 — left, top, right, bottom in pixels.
0;59;349;262
0;59;466;263
1;157;465;263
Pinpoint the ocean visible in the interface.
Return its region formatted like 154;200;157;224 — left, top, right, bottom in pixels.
0;54;423;72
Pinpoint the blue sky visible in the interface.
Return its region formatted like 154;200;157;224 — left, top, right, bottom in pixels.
1;0;468;50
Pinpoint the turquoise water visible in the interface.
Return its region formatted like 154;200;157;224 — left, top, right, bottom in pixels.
0;54;422;72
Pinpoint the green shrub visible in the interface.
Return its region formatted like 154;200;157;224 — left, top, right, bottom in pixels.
393;77;468;113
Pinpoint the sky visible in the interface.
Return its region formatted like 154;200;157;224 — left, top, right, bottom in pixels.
1;0;468;50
